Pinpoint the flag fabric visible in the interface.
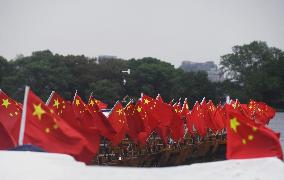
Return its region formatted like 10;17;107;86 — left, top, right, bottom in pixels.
132;100;153;145
141;94;175;144
226;104;283;160
207;100;224;131
181;98;194;135
216;104;227;127
107;101;128;146
0;122;17;149
247;100;276;125
169;104;184;142
201;99;217;132
72;94;97;131
23;89;98;164
180;98;189;117
0;90;22;141
89;96;108;110
189;101;207;136
124;101;144;143
47;91;100;164
141;94;173;128
87;96;116;139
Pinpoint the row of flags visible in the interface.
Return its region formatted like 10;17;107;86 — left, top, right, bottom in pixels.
0;87;282;164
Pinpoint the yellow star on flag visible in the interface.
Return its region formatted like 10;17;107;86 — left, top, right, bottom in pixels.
33;103;46;120
230;117;240;133
137;106;142;112
75;99;80;106
144;99;150;104
116;108;123;115
89;99;95;106
2;99;11;108
53;99;60;109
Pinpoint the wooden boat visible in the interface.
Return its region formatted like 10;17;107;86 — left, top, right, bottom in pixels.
93;132;226;167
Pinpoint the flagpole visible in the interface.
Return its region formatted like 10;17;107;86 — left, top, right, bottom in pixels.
181;98;187;112
109;100;120;114
18;86;29;146
72;90;78;103
46;90;55;105
88;92;93;104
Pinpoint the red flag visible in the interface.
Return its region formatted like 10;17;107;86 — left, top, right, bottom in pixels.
47;91;100;164
248;100;276;125
89;97;108;110
156;125;170;144
0;122;16;149
23;88;97;164
134;100;152;145
180;98;189;117
141;94;174;144
190;101;207;136
216;104;227;127
201;99;217;132
169;105;184;142
181;98;194;135
87;96;116;139
207;100;224;131
108;101;128;146
0;90;22;141
226;105;283;160
124;101;144;143
141;94;173;127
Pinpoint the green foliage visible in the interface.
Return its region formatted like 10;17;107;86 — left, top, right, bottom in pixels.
1;41;283;108
220;41;284;107
0;51;220;106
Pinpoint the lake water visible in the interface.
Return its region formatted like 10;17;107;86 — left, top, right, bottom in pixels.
268;112;284;154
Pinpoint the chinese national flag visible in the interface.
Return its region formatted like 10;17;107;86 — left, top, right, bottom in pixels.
182;99;194;135
216;104;227;127
156;125;170;144
134;100;152;145
207;100;224;131
89;97;108;110
108;101;128;146
23;89;97;163
87;96;116;139
0;90;22;141
141;94;173;128
47;92;100;164
124;101;144;143
0;122;16;149
226;105;283;160
141;94;174;143
247;100;276;125
169;104;185;142
72;94;98;131
201;99;217;132
180;98;189;117
190;102;207;136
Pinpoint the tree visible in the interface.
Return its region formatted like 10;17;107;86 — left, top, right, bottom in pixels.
0;56;9;85
220;41;284;107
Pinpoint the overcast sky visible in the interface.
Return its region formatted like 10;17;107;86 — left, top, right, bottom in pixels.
0;0;283;67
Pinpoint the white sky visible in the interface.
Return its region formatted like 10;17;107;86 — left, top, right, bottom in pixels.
0;0;283;67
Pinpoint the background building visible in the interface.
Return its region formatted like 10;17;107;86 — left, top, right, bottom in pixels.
180;61;224;82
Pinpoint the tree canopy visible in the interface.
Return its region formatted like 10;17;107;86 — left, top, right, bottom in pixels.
0;41;283;109
220;41;284;107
